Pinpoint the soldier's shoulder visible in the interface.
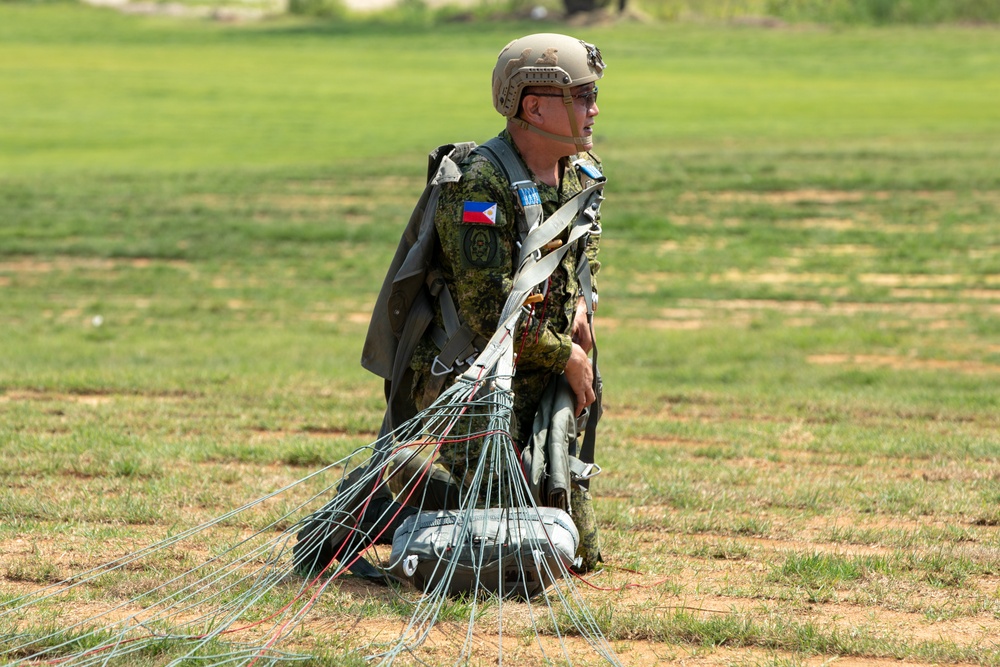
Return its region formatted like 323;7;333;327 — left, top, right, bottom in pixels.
576;149;602;167
460;151;508;181
570;150;605;186
448;151;510;199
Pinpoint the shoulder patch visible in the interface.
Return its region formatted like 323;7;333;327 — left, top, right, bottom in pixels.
460;225;502;268
462;201;498;225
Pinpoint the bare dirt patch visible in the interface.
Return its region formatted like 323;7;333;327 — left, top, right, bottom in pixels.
0;390;115;405
676;298;990;320
0;256;194;274
0;389;196;404
808;354;1000;375
681;189;892;205
859;274;967;288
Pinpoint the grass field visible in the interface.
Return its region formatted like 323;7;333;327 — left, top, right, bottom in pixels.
2;3;1000;665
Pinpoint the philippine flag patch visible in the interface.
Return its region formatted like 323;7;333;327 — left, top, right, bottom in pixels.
462;201;498;225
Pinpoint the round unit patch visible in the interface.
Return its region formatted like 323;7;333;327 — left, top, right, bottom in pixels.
461;226;501;268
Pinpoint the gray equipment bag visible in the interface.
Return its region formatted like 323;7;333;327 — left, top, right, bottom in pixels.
388;507;579;599
524;374;603;512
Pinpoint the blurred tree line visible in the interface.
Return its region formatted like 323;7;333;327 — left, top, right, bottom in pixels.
288;0;1000;23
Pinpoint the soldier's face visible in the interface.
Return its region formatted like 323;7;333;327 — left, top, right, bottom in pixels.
533;84;600;152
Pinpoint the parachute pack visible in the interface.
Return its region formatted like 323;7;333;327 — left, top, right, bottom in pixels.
388;507;580;599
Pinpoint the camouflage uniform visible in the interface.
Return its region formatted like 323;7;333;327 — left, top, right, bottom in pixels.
408;130;603;569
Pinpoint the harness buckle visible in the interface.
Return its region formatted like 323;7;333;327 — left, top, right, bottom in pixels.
574;462;602;481
572;158;606;182
426;272;446;298
510;179;541;211
430;356;453;377
569;457;602;482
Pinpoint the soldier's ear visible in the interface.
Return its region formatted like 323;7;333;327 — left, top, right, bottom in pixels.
520;94;544;123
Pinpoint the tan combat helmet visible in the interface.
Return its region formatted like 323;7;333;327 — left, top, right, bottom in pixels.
492;33;606;149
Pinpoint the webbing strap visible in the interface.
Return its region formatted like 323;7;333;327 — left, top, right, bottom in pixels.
430;279;485;377
479;135;603;281
517;187;599;266
475;137;543;239
569;457;601;481
577;317;601;483
437;283;462;343
462;184;604;386
574;206;601;478
427;136;541;386
434;139;605;471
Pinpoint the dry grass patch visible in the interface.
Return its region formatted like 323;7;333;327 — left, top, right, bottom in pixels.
807;354;1000;375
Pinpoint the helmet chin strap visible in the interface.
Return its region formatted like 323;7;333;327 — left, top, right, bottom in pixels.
512;91;590;149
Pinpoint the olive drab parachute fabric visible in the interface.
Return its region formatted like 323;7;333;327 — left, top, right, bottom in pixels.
361;142;479;430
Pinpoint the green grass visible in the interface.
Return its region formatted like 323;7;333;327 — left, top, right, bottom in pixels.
586;607;1000;661
3;4;1000;175
637;0;1000;23
2;4;1000;665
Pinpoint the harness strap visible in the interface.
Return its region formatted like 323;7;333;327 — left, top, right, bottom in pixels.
428;137;605;457
425;272;488;394
573;195;602;478
424;136;541;392
569;457;601;482
474;136;543;239
462;183;605;385
426;180;594;396
577;313;601;483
